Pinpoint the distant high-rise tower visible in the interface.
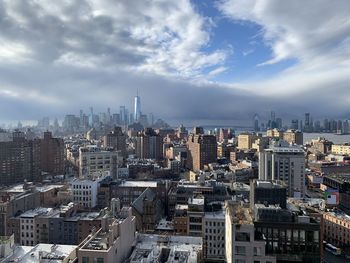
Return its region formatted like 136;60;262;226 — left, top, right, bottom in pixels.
89;107;94;126
134;90;141;122
253;114;259;132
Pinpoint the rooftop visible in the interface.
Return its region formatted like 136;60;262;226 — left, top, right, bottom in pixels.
156;219;174;231
3;244;77;263
256;180;286;189
226;201;253;225
268;146;304;153
81;230;109;251
119;181;157;188
19;207;56;218
326;211;350;221
129;234;202;263
204;210;225;219
188;197;204;206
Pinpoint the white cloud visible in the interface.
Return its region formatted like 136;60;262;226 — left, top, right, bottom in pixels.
0;0;227;78
218;0;350;68
0;0;350;123
208;66;228;76
218;0;350;109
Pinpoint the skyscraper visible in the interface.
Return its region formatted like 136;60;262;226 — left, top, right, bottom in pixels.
89;107;94;126
134;91;141;122
253;114;259;132
120;106;127;125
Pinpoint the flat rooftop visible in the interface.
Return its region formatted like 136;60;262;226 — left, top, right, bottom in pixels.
19;207;56;218
156;219;174;231
3;244;77;263
226;201;253;225
189;197;204;206
119;181;157;188
268;146;304;153
81;230;109;251
204;210;225;219
256;180;285;189
326;211;350;221
129;234;202;263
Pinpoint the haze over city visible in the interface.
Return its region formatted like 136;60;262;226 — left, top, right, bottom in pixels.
1;0;350;125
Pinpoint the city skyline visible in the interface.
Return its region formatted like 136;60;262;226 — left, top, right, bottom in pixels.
1;2;350;261
1;1;350;124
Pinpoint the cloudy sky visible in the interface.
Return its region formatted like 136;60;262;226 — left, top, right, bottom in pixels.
0;0;350;126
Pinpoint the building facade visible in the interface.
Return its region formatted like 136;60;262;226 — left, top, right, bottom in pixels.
187;132;217;171
259;141;305;197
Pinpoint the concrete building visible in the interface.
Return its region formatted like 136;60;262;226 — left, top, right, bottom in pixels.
266;129;283;139
250;180;287;209
187;132;217;171
323;211;350;248
283;129;303;145
39;131;64;175
131;188;162;232
110;180;160;206
225;201;276;263
259;141;305;197
332;144;350;155
217;143;235;158
0;131;41;185
237;132;258;150
203;210;225;262
79;145;119;179
0;185;40;236
254;203;322;263
71;177;102;209
187;196;205;237
103;126;127;158
77;207;136;263
310;137;333;154
135;128;163;160
322;174;350;213
173;204;188;235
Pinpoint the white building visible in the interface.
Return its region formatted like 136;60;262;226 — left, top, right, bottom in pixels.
225;201;276;263
259;140;305;197
18;208;54;246
71;177;103;209
1;243;77;263
78;207;136;263
203;210;225;261
79;145;120;179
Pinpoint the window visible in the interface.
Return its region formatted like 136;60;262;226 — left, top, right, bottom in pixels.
235;246;246;255
253;247;261;256
82;257;89;263
235;260;246;263
96;258;104;263
235;232;250;242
